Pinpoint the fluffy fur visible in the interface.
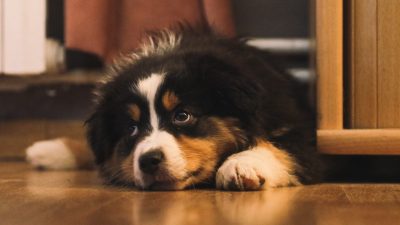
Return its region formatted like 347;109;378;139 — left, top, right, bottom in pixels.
27;27;320;190
26;139;78;170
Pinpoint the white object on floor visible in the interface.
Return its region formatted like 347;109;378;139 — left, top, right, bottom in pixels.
26;139;78;170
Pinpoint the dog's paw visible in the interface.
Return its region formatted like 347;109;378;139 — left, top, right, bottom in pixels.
26;139;77;170
216;157;266;191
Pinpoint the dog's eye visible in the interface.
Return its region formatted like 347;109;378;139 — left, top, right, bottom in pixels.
128;125;139;136
173;110;192;125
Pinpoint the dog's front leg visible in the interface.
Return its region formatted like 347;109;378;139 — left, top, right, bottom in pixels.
216;140;301;190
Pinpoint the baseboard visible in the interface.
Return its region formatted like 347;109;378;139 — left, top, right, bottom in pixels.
318;129;400;155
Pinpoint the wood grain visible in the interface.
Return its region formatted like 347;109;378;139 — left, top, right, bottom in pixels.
316;0;343;129
1;162;400;225
318;129;400;155
0;120;85;159
347;0;378;128
377;1;400;128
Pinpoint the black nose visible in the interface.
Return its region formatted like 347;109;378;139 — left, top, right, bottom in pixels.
139;150;164;174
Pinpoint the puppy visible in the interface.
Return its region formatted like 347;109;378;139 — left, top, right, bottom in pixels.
26;27;320;190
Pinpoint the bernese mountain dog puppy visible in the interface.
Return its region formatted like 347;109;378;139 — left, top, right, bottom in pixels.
26;27;320;190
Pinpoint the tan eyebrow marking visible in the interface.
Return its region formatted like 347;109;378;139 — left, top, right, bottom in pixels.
162;90;180;111
128;104;141;121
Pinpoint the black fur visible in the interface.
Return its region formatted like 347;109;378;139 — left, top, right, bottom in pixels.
86;27;320;187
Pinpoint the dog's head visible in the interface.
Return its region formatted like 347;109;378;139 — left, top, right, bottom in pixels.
86;29;300;190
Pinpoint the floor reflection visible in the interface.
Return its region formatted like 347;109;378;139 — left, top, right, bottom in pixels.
25;169;101;198
214;188;313;225
14;167;400;225
95;187;316;225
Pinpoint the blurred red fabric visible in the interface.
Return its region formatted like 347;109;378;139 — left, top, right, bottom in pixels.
65;0;236;63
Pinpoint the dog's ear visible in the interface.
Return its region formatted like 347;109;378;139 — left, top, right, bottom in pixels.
85;111;113;165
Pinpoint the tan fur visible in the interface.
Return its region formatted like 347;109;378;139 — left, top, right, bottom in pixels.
177;136;216;171
128;104;141;121
121;153;135;182
174;117;243;186
101;146;135;184
255;138;299;174
177;136;217;186
162;91;180;111
210;117;238;144
97;116;247;188
216;138;300;190
61;138;95;169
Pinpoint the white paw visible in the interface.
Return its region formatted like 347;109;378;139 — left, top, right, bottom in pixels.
216;157;266;190
26;139;77;170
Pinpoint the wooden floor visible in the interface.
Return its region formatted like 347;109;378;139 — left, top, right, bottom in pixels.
1;162;400;225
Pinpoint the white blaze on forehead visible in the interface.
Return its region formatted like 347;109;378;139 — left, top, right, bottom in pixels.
137;73;165;130
134;73;186;188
